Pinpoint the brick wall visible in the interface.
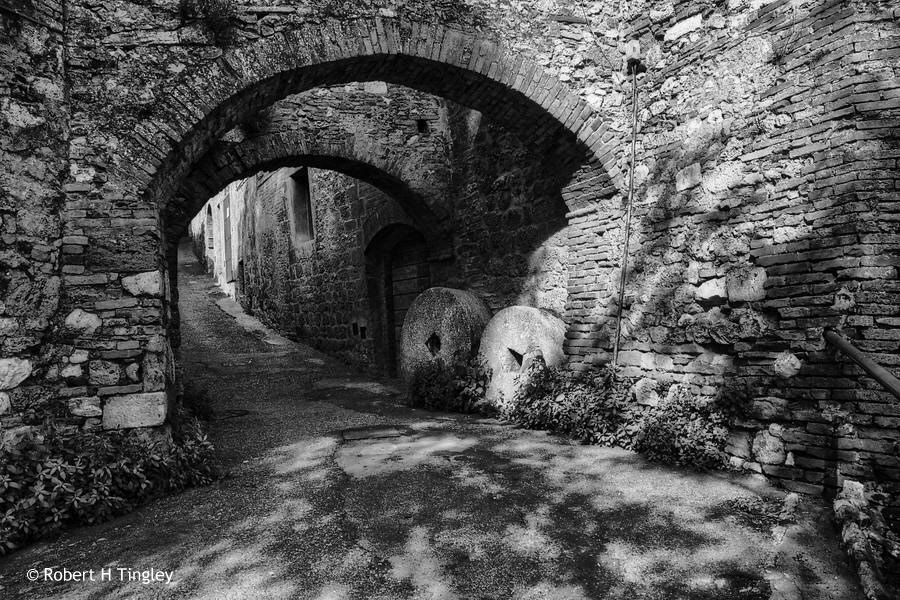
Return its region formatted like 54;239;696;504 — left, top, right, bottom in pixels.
561;0;900;495
1;0;897;496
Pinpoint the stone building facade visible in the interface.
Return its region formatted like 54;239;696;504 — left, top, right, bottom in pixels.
1;0;899;496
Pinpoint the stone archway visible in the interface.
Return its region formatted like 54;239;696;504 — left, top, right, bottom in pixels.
167;82;460;252
119;18;623;229
171;131;452;255
57;17;627;428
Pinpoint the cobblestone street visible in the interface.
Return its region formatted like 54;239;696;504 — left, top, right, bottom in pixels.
0;247;863;600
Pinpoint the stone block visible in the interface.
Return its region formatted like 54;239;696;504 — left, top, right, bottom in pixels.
142;352;166;391
98;384;144;396
85;234;158;272
126;363;140;381
726;430;752;459
478;305;567;403
102;392;168;430
89;360;121;386
749;396;790;420
665;13;702;41
94;297;138;310
83;418;102;431
676;162;702;191
399;287;492;381
122;270;163;297
0;358;32;390
773;351;802;378
0;391;10;415
0;317;16;336
1;425;34;449
68;396;102;418
363;81;388;95
64;308;102;334
726;267;767;302
695;278;726;303
779;480;823;495
69;349;90;364
632;377;660;407
60;364;83;380
649;3;673;22
830;287;855;311
752;430;786;465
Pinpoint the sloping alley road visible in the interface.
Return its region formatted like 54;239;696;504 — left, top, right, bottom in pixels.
0;247;862;600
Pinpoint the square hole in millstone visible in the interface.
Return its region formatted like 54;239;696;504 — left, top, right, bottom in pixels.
425;332;441;356
504;348;524;372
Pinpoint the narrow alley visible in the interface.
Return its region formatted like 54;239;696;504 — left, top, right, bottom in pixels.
0;245;862;599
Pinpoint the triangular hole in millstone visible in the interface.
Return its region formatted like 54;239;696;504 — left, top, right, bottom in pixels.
425;333;441;357
508;348;524;368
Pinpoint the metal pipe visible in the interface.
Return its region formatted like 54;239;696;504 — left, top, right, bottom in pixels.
612;70;639;366
824;327;900;400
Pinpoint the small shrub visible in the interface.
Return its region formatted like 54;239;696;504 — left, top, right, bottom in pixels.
407;357;493;414
504;359;729;470
454;356;494;415
504;359;641;446
634;386;729;470
560;366;642;448
502;355;564;429
0;413;217;555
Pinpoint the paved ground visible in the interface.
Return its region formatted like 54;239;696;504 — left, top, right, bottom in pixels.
0;246;863;600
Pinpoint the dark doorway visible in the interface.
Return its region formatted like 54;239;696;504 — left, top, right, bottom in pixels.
385;231;431;372
365;225;432;377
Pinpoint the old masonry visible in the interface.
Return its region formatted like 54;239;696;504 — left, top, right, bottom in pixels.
2;0;900;502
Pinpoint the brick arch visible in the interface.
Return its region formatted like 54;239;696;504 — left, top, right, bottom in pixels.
123;17;625;237
169;131;451;252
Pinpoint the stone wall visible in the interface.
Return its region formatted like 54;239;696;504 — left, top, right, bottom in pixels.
561;0;900;494
1;0;68;445
1;0;898;497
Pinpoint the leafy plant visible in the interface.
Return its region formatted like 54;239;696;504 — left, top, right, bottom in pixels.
0;410;217;555
634;386;729;470
409;350;730;471
503;359;729;469
407;357;493;414
503;359;641;446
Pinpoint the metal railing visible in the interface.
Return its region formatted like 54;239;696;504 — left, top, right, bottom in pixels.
823;327;900;401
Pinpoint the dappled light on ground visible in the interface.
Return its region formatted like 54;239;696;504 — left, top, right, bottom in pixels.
0;254;861;600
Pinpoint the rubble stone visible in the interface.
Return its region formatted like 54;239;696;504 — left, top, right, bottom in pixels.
0;359;32;390
122;271;163;297
68;396;102;418
773;352;802;379
102;392;168;430
752;430;786;465
65;309;102;334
